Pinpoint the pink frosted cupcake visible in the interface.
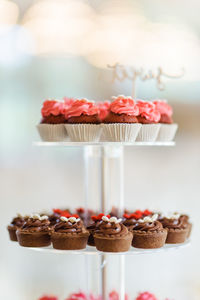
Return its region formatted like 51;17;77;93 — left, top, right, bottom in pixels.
102;95;141;142
136;100;161;142
64;99;102;142
153;100;178;141
97;101;110;121
37;99;68;142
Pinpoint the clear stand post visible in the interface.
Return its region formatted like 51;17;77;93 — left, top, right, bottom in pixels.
84;145;125;300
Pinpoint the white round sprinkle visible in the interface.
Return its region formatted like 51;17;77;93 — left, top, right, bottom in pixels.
60;216;68;222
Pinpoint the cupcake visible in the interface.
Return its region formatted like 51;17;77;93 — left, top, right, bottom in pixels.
131;214;167;249
7;214;27;241
65;99;102;142
94;215;133;252
37;99;68;142
87;213;104;246
51;216;89;250
123;211;143;231
102;95;141;142
160;213;189;244
180;214;192;238
135;292;158;300
39;296;58;300
136;100;161;142
76;207;95;227
17;214;51;247
153;100;178;141
123;210;153;231
97;101;110;122
48;209;71;227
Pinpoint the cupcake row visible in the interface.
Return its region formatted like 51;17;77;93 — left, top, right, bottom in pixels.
39;290;170;300
7;208;191;252
37;96;178;142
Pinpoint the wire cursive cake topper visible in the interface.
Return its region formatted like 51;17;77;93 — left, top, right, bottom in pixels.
107;63;185;98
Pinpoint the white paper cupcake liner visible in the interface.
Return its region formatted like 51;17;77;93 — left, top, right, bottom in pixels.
156;123;178;141
65;124;102;142
37;124;68;142
136;124;161;142
101;123;142;142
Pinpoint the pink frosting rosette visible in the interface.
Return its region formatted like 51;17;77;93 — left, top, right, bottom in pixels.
63;97;75;108
65;99;99;119
137;100;160;123
110;95;139;116
41;100;65;117
66;292;101;300
135;292;158;300
153;100;173;117
97;101;110;121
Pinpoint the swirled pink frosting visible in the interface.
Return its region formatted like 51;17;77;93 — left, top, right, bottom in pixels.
110;96;139;116
63;97;75;108
153;100;173;117
65;99;99;119
137;100;160;123
97;101;110;120
41;100;65;117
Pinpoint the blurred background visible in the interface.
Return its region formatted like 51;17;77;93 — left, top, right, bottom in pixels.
0;0;200;299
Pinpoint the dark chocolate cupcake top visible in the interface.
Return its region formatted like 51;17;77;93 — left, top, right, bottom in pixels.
96;216;128;237
54;216;84;234
10;214;27;228
21;214;50;232
87;214;104;234
133;214;163;232
123;210;153;231
160;213;187;230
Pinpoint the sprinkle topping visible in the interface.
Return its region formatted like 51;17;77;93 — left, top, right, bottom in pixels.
102;216;122;224
31;214;49;221
60;216;80;223
138;214;158;223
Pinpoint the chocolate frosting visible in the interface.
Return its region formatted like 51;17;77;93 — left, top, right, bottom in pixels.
180;215;189;224
21;218;50;232
48;213;60;226
11;216;25;228
54;220;83;233
98;221;128;236
123;218;137;228
133;221;163;232
161;217;187;230
87;220;102;233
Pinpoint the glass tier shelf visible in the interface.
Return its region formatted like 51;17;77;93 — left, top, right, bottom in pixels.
34;141;175;147
24;241;190;256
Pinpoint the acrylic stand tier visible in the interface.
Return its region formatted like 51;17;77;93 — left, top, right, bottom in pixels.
32;141;189;300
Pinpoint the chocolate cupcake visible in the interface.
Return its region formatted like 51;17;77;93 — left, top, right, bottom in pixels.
87;213;104;246
123;210;153;231
7;214;27;241
76;207;95;227
132;214;167;249
48;209;71;227
102;95;141;142
160;213;189;244
17;214;51;247
51;216;89;250
180;214;192;238
94;216;133;252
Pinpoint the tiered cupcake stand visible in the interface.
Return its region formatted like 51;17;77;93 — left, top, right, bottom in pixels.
31;141;189;299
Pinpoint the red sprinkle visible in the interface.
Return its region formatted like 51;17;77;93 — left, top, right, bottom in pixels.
143;209;152;216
